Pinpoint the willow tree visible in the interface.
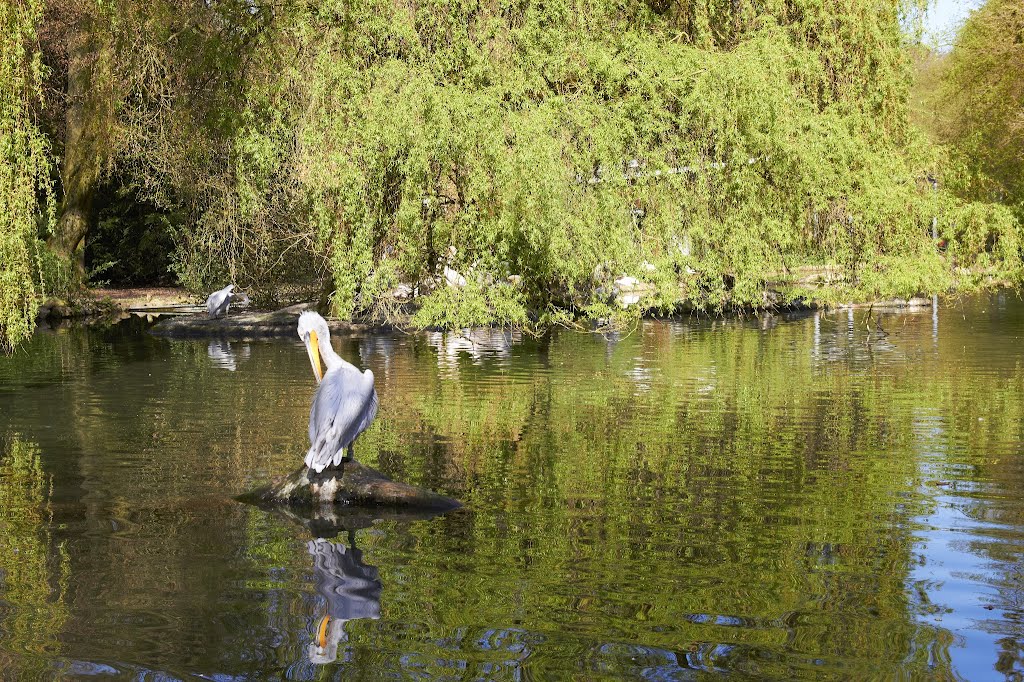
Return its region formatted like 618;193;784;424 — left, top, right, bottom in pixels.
0;0;52;352
7;0;1021;339
176;0;1011;324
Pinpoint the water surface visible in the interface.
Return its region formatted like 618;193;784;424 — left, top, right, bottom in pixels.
2;294;1024;679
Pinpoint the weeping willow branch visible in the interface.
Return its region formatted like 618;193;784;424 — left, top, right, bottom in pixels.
1;0;53;352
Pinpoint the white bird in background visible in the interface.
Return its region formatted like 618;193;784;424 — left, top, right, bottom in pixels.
205;284;249;319
296;311;378;472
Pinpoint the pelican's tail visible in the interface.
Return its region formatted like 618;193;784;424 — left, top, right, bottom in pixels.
304;448;324;473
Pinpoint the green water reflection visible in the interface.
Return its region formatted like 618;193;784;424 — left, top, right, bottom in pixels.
1;295;1024;679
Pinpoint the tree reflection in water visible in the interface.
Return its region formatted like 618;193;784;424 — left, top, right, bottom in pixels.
0;434;69;678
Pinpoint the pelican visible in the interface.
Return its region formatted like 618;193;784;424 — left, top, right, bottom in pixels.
297;311;378;472
206;284;248;319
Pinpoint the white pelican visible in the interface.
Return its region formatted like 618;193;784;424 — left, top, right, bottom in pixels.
297;311;378;472
206;284;248;319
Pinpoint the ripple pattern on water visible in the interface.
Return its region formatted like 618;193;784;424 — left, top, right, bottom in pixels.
1;297;1024;678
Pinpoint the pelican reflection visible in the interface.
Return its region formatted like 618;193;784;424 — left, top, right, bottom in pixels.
206;340;250;371
359;335;395;378
307;533;382;664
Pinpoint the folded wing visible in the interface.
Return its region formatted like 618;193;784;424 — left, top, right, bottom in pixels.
306;367;378;472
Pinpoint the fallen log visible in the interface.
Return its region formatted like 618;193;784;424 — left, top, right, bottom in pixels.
237;459;462;512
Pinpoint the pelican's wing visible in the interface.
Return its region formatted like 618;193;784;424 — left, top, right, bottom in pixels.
355;384;378;439
205;291;218;315
306;368;378;472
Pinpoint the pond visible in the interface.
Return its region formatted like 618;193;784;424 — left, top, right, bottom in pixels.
1;293;1023;680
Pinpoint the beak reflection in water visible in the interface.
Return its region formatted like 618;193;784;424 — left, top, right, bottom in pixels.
316;615;332;649
307;533;382;665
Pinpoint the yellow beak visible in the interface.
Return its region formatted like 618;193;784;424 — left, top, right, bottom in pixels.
316;615;331;648
308;330;323;383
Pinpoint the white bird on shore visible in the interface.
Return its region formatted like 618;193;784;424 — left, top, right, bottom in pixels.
296;311;378;472
205;284;248;319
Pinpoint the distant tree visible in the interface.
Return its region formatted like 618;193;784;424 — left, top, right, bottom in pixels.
940;0;1024;206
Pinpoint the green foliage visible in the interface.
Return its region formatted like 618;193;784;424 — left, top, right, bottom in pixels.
145;0;1017;326
939;0;1024;208
411;284;529;328
911;0;1024;278
14;0;1016;330
943;201;1022;275
0;0;52;351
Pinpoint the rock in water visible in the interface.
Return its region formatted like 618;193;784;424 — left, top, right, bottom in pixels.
238;460;462;511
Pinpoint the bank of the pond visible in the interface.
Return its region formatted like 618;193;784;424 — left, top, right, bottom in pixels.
38;271;1016;339
146;297;938;340
35;287;198;323
149;303;392;339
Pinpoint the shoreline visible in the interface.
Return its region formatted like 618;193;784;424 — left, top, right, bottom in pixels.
33;283;984;338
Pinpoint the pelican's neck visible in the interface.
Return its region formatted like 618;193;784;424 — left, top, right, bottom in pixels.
316;328;347;372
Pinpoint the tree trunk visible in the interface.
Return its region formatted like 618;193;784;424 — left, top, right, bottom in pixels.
48;24;114;270
317;275;335;315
